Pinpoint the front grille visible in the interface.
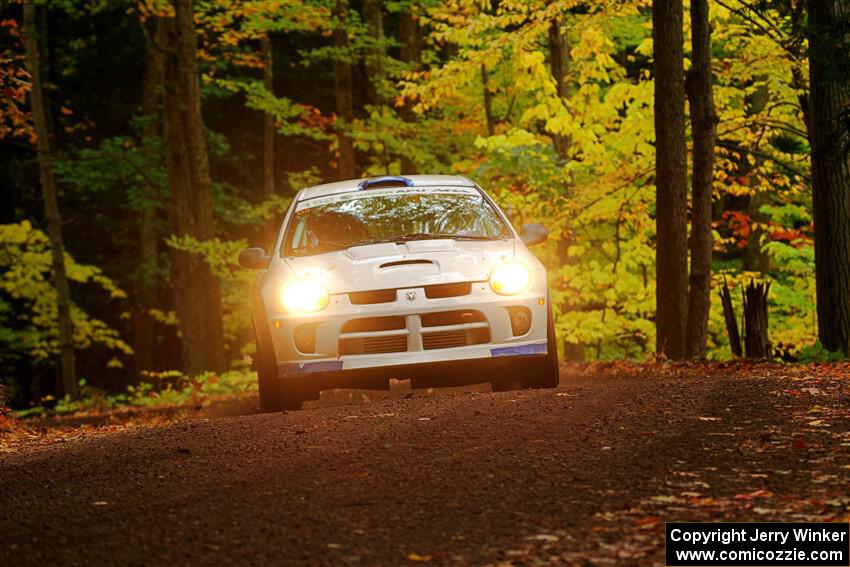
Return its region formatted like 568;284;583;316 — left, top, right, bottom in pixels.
348;282;472;304
340;335;407;355
424;282;471;299
422;330;467;350
421;310;485;327
337;306;491;356
349;289;396;304
341;316;405;333
422;327;490;350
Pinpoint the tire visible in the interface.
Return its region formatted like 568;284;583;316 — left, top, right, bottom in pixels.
254;323;309;412
519;299;560;389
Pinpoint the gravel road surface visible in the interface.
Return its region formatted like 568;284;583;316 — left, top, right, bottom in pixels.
2;369;849;565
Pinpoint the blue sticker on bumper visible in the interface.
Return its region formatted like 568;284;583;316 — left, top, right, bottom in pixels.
278;360;344;377
490;343;547;357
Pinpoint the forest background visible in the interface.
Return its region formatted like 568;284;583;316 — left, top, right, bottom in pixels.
0;0;844;409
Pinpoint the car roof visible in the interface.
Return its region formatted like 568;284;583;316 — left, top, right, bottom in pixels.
297;175;476;201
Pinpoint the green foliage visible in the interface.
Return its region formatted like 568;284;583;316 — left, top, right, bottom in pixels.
762;241;817;350
166;235;255;353
398;1;660;357
214;79;331;141
0;221;132;365
106;370;258;409
0;0;838;406
53;132;167;211
394;0;819;359
16;370;258;417
165;193;290;356
796;342;847;364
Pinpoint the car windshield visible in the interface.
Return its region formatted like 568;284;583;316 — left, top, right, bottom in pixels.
283;188;512;257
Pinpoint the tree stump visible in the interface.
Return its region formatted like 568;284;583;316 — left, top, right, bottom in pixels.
742;280;772;359
719;277;742;357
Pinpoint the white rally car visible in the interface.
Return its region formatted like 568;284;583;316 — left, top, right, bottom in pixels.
239;175;559;411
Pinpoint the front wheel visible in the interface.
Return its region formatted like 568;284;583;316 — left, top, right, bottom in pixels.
254;324;312;412
519;299;560;389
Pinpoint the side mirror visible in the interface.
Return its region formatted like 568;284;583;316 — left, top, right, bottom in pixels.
238;247;270;270
519;223;548;247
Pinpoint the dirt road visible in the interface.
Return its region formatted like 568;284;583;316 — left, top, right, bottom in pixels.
2;368;849;565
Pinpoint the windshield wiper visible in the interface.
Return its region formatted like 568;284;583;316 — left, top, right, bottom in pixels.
292;234;501;255
370;233;498;245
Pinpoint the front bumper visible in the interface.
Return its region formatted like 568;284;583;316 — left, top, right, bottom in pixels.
277;341;547;378
264;281;548;378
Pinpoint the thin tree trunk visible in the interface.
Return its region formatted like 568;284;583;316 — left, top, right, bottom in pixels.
684;0;717;358
260;34;276;246
134;206;158;375
808;1;850;355
135;17;166;376
362;0;388;171
548;17;571;160
362;0;384;106
652;0;689;359
742;192;771;273
398;10;421;174
23;2;79;400
548;17;582;360
557;235;584;361
481;64;495;136
736;83;771;275
719;278;742;357
788;3;810;131
161;0;226;376
261;34;275;201
334;0;356;179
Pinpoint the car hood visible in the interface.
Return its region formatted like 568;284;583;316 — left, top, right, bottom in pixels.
282;239;516;294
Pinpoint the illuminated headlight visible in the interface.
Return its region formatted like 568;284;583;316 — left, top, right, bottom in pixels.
279;277;330;313
489;261;531;295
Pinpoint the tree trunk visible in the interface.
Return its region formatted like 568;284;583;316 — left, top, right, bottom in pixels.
547;18;582;360
135;17;166;377
742;192;771;273
481;64;495;136
362;0;389;173
684;0;717;358
548;17;571;160
719;278;742;357
261;34;275;202
398;10;421;174
334;0;356;179
557;235;585;361
161;0;226;376
652;0;689;359
23;3;79;400
260;34;276;246
742;280;771;359
362;0;385;106
808;1;850;355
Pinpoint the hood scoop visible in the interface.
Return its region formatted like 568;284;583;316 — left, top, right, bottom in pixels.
379;259;434;269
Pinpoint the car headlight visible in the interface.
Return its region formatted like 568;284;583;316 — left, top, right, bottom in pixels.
279;277;330;313
489;261;531;295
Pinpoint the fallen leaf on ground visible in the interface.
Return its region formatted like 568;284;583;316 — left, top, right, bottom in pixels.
527;534;559;542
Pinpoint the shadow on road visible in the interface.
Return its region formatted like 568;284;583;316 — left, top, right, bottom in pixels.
304;379;494;410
